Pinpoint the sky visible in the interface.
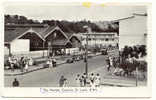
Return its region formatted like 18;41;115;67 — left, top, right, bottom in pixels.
3;2;147;21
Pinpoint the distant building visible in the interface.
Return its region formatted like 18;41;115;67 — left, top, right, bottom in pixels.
114;13;147;50
5;27;45;55
4;24;81;55
80;32;119;48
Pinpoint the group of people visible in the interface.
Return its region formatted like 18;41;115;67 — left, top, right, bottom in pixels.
107;54;143;77
106;56;117;72
59;75;68;87
7;55;32;72
105;56;125;76
75;73;101;87
46;57;57;68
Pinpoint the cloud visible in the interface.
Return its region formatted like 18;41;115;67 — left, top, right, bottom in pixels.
4;2;147;21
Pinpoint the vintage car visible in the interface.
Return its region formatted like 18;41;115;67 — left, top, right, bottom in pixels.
101;48;108;55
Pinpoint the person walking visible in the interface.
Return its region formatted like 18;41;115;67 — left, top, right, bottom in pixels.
24;60;29;72
106;57;111;71
12;78;19;87
20;57;25;72
89;73;94;85
94;73;101;87
46;59;50;68
81;75;85;87
52;58;57;67
63;78;68;87
75;74;81;87
83;73;87;87
109;57;113;68
79;75;83;87
59;75;65;87
89;73;95;87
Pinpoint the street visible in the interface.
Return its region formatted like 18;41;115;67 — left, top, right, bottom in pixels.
5;55;108;87
4;54;146;87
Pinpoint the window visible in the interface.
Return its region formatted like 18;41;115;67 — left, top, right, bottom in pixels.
101;38;105;41
88;38;91;41
105;38;109;41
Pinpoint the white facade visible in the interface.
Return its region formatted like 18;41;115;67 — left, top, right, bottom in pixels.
10;39;30;54
119;14;147;50
81;32;118;48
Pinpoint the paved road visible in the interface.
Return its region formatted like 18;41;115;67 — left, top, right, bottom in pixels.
5;55;107;87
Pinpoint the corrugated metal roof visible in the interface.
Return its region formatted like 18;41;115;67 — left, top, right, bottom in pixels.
52;39;71;46
41;26;56;37
5;28;29;42
5;25;72;43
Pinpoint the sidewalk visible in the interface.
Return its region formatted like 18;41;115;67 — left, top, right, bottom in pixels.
5;53;102;76
4;59;67;76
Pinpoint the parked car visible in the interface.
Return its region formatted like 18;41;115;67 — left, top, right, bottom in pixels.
88;54;94;58
101;49;108;55
66;58;74;63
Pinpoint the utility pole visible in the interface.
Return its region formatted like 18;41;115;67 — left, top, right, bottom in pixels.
94;34;97;55
136;66;138;86
83;25;90;76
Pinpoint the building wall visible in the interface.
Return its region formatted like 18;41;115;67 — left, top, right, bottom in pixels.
81;32;118;48
119;15;147;50
45;30;66;48
10;39;30;54
19;32;44;51
4;44;9;55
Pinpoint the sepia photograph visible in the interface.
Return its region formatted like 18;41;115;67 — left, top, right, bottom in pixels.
0;1;152;98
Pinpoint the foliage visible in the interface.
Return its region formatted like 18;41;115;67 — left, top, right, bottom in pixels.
5;14;119;34
121;45;147;58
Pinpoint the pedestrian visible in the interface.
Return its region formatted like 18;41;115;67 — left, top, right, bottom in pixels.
75;74;81;87
89;73;94;84
109;57;113;67
89;73;95;87
112;67;119;75
63;78;68;87
94;73;101;87
20;57;25;72
24;60;29;72
106;57;111;71
12;78;19;87
81;75;85;87
52;58;56;67
46;59;50;68
78;75;83;87
83;73;87;87
59;75;65;87
10;56;15;71
10;60;14;72
49;59;53;68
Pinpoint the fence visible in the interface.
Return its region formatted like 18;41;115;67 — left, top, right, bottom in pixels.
4;50;48;60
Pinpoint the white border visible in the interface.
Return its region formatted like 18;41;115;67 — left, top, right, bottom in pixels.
0;1;152;98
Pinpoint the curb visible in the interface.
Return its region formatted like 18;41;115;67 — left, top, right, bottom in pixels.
4;62;67;76
4;54;102;76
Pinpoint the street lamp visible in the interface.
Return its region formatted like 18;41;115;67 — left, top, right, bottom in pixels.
50;32;57;57
136;66;138;86
83;25;90;76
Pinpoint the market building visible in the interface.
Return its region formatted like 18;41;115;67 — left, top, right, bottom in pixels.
4;24;81;56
